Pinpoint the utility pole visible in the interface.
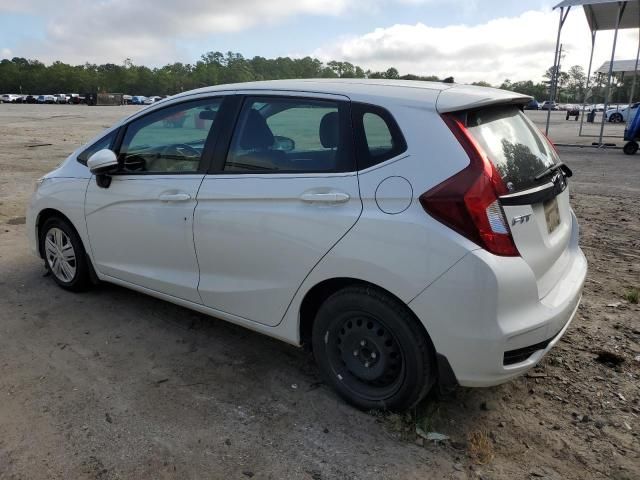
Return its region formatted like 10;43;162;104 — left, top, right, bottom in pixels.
554;44;564;102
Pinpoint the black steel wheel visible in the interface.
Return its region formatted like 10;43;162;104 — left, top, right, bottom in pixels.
312;285;436;411
623;141;638;155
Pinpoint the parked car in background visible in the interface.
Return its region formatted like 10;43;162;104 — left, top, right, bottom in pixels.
67;94;81;104
131;96;147;105
54;94;69;104
540;101;559;111
605;102;640;123
37;95;56;104
143;96;162;105
15;95;38;104
1;94;22;103
524;99;539;110
27;80;586;411
123;95;133;105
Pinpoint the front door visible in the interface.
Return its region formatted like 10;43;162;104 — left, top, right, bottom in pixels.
85;97;224;303
194;94;362;326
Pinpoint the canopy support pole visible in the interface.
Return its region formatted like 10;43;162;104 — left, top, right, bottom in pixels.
627;8;640;113
546;6;571;135
579;29;597;137
598;1;627;146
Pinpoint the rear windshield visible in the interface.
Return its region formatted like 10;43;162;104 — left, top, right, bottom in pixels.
466;106;558;193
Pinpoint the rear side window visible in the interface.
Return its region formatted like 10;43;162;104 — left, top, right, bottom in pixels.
466;106;558;193
77;130;117;165
224;97;353;173
363;113;394;153
353;103;407;170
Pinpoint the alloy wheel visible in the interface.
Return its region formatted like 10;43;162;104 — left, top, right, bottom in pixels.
44;227;77;282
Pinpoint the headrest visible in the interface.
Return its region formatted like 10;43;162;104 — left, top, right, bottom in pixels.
239;109;274;150
319;111;339;148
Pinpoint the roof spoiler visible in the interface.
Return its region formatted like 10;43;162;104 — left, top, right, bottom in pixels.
436;85;531;113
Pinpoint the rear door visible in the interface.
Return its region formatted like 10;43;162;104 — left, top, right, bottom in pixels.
465;105;573;298
194;93;362;326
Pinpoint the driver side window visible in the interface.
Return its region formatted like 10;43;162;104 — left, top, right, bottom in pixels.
119;98;222;174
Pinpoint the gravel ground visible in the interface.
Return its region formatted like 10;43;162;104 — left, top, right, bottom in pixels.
0;105;638;479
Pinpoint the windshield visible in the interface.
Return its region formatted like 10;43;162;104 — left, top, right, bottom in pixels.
466;106;558;193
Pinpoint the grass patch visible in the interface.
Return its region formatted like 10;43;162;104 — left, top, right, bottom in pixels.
467;430;495;464
623;288;639;304
371;400;444;442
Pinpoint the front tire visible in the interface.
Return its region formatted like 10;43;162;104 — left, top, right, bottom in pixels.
312;285;435;411
40;217;92;291
610;113;623;123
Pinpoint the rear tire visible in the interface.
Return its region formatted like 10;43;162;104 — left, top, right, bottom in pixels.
40;217;92;291
312;285;435;411
623;141;638;155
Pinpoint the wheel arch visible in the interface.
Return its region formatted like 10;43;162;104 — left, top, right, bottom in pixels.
299;277;434;352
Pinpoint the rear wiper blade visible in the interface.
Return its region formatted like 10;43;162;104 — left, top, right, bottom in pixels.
534;162;572;181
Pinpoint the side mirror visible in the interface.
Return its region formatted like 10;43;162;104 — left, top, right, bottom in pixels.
273;135;295;152
87;149;118;175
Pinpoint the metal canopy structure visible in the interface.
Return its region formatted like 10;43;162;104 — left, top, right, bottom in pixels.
547;0;640;146
595;58;640;72
555;0;640;30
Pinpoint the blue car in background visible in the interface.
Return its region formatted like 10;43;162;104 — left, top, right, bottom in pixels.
131;96;147;105
524;99;539;110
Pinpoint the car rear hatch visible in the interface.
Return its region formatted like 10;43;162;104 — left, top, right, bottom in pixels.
467;105;573;298
436;89;574;299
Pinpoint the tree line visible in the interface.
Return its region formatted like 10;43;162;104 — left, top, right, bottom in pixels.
0;51;635;104
0;52;445;96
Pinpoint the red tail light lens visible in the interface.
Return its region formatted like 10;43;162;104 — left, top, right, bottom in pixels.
540;130;559;156
419;113;519;257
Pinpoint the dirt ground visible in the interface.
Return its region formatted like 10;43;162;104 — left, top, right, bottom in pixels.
0;105;638;480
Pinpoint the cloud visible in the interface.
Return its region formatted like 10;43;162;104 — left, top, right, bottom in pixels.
1;0;355;64
3;1;640;86
311;9;640;84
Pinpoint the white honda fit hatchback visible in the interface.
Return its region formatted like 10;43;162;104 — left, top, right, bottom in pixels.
27;79;587;410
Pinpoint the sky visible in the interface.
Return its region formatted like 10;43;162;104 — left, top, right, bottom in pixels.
1;0;640;85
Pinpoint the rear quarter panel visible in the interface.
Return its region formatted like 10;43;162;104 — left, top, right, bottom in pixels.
277;101;480;342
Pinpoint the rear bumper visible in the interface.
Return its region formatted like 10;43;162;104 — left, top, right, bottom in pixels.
409;222;587;387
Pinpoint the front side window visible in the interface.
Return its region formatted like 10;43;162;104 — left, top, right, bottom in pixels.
77;130;117;165
224;97;351;173
119;98;222;173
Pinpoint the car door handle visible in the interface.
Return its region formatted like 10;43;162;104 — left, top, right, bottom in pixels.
158;192;191;202
299;192;350;204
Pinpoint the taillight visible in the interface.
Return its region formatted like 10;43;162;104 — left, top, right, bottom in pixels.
419;113;519;257
541;130;559;155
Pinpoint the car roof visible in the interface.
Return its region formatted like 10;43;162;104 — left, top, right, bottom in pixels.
125;79;531;125
179;78;450;95
168;79;530;113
